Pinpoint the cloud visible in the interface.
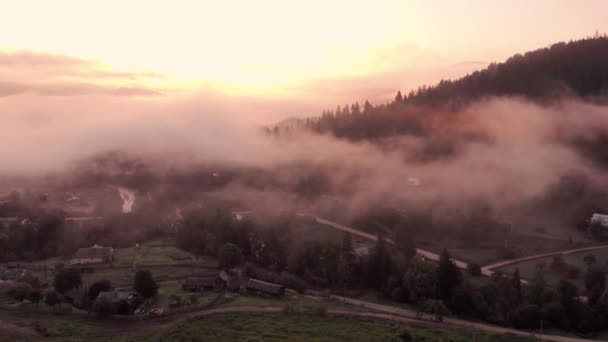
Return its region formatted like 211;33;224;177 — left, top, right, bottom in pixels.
0;50;168;98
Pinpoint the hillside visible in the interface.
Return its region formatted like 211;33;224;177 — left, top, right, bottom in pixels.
273;37;608;142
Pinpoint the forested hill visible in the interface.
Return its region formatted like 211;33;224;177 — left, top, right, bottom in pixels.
407;35;608;105
270;36;608;141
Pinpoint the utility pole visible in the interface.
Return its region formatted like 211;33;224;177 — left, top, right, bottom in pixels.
538;319;543;341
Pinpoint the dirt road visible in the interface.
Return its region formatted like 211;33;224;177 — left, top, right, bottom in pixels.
314;217;469;270
329;295;601;342
482;245;608;277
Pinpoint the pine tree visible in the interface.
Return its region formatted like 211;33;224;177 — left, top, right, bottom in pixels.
395;90;404;103
437;248;462;300
513;268;522;302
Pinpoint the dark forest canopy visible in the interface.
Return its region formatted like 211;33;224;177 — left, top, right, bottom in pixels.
271;36;608;142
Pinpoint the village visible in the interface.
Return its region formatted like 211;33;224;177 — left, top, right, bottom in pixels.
2;183;608;341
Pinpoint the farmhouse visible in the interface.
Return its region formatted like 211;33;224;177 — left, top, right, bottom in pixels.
217;270;242;291
245;278;285;297
70;244;114;265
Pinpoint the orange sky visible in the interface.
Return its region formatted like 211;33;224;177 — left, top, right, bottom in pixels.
0;0;607;110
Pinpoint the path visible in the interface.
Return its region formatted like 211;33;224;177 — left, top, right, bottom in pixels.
329;295;601;342
313;216;469;270
482;245;608;277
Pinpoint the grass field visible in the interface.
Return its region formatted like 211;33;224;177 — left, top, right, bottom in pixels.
154;284;218;309
497;247;608;289
133;314;535;342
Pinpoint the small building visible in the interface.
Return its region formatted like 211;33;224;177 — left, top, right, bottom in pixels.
245;278;285;297
218;270;242;292
0;268;28;281
182;277;217;292
70;244;114;265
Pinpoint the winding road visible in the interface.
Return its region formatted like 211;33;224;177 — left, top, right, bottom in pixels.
481;245;608;277
313;216;469;270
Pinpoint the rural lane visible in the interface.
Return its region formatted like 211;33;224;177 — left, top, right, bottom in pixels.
329;295;602;342
313;217;470;270
481;245;608;277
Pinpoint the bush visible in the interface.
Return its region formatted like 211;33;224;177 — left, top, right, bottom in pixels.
510;304;542;329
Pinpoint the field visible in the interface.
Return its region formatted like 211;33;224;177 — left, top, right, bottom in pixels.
496;247;608;289
154;284;218;309
133;314;535;342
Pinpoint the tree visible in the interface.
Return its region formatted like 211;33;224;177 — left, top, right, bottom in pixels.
512;268;522;302
437;248;462;300
585;267;606;304
402;257;437;303
338;233;357;286
218;243;244;269
558;279;579;309
44;290;61;307
133;270;158;298
422;299;450;322
510;304;542;329
366;234;393;289
53;269;82;294
395;90;404;103
88;280;112;300
584;253;597;267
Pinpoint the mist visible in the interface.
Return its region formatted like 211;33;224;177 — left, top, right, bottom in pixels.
3;92;608;239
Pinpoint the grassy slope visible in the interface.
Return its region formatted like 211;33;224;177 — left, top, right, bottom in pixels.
134;314;534;342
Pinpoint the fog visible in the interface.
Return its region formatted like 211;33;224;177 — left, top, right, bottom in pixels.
2;93;608;234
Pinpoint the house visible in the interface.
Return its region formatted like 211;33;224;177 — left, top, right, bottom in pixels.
217;270;242;292
244;278;285;297
70;244;114;265
182;277;217;292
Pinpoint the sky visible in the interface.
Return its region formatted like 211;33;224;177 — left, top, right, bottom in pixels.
1;1;608;174
1;0;607;104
